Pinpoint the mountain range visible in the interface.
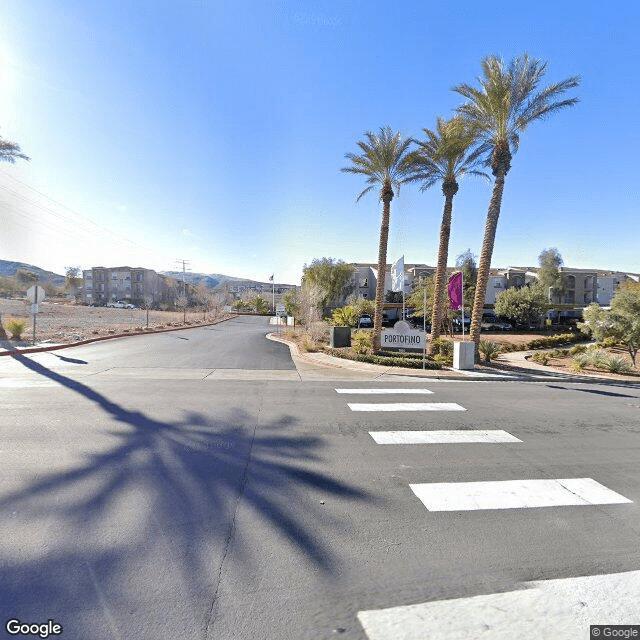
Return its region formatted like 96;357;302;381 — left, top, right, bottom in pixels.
0;260;292;290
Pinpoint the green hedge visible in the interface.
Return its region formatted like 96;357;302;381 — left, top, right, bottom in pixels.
325;347;441;369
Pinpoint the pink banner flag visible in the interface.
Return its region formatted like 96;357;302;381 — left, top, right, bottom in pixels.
448;272;463;310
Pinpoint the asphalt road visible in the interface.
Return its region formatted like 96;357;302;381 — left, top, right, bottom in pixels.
1;316;640;639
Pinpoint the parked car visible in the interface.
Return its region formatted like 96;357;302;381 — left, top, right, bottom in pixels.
481;319;512;331
357;315;373;328
107;300;126;308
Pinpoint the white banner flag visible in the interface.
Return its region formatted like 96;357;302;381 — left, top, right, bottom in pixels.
391;256;405;292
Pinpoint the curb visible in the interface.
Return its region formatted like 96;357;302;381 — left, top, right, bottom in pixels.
267;333;640;384
0;315;238;357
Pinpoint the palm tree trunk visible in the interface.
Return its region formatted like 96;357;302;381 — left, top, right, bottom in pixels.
429;183;457;354
469;169;507;350
373;182;393;351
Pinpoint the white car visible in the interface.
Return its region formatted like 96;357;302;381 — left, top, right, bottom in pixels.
107;300;134;308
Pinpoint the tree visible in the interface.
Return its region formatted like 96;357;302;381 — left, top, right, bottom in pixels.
494;284;547;327
578;303;612;343
408;117;487;352
342;126;416;350
301;258;354;309
282;289;300;318
453;53;580;352
609;287;640;367
538;247;564;299
455;248;478;319
65;266;83;301
16;269;38;287
0;134;29;164
406;275;436;326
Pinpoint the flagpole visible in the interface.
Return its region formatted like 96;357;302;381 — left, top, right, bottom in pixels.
461;270;465;339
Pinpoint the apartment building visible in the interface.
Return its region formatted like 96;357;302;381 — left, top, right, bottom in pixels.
83;266;164;305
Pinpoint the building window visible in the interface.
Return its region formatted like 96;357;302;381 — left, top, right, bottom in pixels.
493;279;502;288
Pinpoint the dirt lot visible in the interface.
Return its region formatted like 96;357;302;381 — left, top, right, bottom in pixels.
0;298;232;345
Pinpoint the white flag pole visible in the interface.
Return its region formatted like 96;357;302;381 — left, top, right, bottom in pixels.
461;270;465;339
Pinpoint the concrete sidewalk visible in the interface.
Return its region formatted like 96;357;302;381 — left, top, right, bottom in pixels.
267;333;640;384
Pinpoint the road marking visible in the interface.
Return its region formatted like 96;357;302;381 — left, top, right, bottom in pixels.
358;569;640;640
348;403;466;412
336;388;434;394
369;430;521;444
409;478;632;511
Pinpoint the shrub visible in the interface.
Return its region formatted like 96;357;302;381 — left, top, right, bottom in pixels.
329;306;358;327
302;338;317;352
599;337;620;349
570;355;588;372
601;354;633;374
433;354;452;367
5;318;26;340
351;329;373;355
531;352;550;365
324;347;441;369
586;348;609;369
478;340;501;361
526;333;581;350
569;344;587;356
431;337;453;356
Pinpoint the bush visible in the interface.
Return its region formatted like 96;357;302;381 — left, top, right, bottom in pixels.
601;354;633;374
351;329;373;355
431;337;453;356
569;344;587;356
324;347;441;369
586;347;609;369
526;333;582;350
329;305;359;327
302;338;318;352
433;354;452;367
570;355;588;372
531;352;550;365
478;340;501;361
5;318;26;340
599;337;620;349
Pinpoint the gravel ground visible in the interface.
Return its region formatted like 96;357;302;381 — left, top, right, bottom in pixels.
0;298;232;345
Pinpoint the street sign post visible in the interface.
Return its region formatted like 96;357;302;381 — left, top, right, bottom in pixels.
26;285;46;345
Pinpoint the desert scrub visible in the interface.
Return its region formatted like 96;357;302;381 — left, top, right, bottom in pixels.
351;329;373;355
530;352;550;365
431;337;453;357
478;340;501;361
569;344;588;356
600;354;633;373
5;318;27;340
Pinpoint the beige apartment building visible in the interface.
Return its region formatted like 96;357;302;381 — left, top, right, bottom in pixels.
83;266;165;306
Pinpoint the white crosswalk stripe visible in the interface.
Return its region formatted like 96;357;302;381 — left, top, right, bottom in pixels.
335;388;434;394
369;430;522;444
348;402;466;412
410;478;632;511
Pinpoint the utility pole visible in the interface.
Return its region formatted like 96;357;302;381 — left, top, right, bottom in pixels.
176;259;191;296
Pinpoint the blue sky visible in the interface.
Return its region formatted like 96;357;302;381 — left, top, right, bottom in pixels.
1;0;638;285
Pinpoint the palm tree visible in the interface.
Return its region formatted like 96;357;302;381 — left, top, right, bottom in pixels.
342;126;416;351
0;134;29;163
408;116;487;352
453;53;579;352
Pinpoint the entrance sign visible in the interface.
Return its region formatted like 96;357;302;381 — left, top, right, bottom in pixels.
381;320;425;351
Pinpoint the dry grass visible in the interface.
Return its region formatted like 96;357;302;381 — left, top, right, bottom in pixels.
0;298;232;345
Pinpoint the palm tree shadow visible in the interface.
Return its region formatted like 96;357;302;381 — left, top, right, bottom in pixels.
1;354;375;637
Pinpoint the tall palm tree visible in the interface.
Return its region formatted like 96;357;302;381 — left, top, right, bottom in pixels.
408;116;487;352
453;53;580;351
0;134;29;163
342;126;416;351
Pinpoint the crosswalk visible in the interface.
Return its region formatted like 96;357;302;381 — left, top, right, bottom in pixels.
334;383;635;638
